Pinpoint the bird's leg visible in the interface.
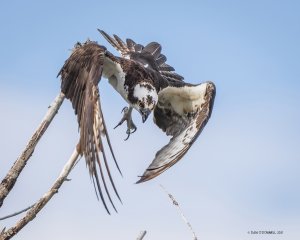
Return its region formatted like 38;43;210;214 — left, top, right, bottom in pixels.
114;106;137;140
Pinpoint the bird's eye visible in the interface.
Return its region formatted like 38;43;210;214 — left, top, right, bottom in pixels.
139;101;145;109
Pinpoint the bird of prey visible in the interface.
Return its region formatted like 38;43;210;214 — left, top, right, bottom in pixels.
58;30;216;214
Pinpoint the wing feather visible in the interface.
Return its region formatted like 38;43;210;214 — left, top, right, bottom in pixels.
156;54;167;65
113;34;129;54
58;40;121;213
142;42;162;59
97;30;120;53
126;38;136;51
98;30;184;82
160;71;184;82
137;82;216;183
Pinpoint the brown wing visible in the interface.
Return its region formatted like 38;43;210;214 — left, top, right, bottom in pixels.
58;40;121;214
137;82;216;183
98;29;184;82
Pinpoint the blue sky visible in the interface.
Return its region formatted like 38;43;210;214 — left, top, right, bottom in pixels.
0;1;300;239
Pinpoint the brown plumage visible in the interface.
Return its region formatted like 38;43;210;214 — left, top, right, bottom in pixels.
58;31;216;213
137;82;216;183
58;41;122;214
98;29;184;82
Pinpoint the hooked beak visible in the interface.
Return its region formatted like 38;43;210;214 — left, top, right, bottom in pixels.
141;109;151;123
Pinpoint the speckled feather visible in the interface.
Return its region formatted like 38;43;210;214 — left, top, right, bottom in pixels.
98;30;184;82
58;32;216;213
58;41;122;214
137;82;216;183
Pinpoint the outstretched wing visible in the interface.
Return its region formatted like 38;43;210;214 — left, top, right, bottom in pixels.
58;40;122;214
98;29;184;83
137;82;216;183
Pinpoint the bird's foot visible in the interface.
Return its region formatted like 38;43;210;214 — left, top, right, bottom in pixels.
114;107;137;141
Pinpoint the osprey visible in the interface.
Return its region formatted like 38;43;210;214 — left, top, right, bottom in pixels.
58;30;216;214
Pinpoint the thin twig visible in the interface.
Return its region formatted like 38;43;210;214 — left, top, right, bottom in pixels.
160;184;198;240
136;230;147;240
0;93;65;208
0;205;34;221
0;147;79;240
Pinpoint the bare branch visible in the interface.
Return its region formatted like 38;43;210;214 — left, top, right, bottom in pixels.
0;205;34;221
0;147;79;240
0;93;65;208
136;230;147;240
160;184;198;240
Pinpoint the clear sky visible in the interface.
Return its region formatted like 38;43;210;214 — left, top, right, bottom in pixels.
0;0;299;239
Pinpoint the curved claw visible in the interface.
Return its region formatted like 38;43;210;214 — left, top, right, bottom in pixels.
121;106;128;113
124;129;131;141
124;133;130;141
114;119;125;129
131;126;137;133
114;107;129;129
124;126;137;141
115;106;137;140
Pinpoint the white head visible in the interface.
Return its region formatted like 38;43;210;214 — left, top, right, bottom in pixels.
132;83;158;122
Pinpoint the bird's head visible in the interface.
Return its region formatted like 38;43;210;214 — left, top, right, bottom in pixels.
132;83;158;123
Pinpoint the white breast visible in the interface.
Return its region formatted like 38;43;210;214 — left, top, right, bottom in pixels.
103;57;128;101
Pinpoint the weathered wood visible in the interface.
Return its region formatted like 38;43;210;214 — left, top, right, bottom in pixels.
0;93;65;208
0;148;79;240
136;230;147;240
160;185;198;240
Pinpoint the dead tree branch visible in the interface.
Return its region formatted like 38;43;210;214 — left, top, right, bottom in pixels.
0;147;79;240
160;184;198;240
0;93;65;208
136;230;147;240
